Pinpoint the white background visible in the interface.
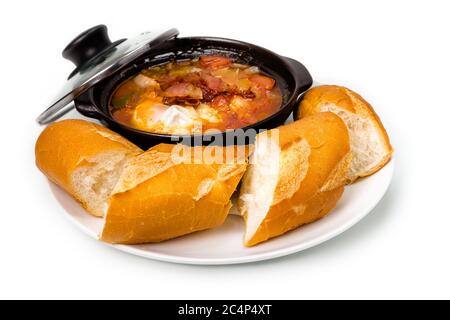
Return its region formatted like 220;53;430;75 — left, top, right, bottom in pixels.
1;0;449;299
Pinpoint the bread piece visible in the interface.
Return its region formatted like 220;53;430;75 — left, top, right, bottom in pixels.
295;85;393;182
35;120;143;217
100;144;248;244
239;113;351;246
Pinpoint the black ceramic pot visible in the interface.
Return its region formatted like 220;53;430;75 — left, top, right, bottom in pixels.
39;26;313;149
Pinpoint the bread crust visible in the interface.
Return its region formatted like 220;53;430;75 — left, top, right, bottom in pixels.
240;113;351;246
295;85;393;182
36;120;248;243
100;144;248;244
35;120;142;216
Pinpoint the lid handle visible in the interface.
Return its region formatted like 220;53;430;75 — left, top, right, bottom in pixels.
37;26;179;125
62;24;113;69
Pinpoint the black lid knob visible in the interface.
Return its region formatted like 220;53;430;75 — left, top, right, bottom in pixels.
62;24;113;68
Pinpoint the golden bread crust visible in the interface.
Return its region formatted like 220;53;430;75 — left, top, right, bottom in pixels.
35;120;142;215
242;113;351;246
295;85;393;182
101;145;248;244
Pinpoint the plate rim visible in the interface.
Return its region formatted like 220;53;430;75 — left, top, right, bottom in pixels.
57;158;395;265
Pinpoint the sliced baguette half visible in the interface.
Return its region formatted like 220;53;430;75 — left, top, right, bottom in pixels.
239;112;351;246
35;119;143;217
100;144;248;244
295;85;393;183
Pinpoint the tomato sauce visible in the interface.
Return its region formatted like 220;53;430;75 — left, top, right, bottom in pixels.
110;55;282;134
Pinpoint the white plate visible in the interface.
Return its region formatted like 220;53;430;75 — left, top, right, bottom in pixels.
49;158;394;265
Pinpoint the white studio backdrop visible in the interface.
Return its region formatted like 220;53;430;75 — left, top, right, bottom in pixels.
0;0;449;299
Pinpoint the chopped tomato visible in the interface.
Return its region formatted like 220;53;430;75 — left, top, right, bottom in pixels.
211;95;230;108
199;55;231;70
250;74;276;90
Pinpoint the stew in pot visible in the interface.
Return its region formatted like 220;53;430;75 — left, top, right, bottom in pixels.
110;55;282;135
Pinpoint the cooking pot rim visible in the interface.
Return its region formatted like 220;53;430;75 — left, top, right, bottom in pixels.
75;36;313;140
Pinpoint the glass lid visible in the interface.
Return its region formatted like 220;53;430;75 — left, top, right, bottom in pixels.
36;25;179;124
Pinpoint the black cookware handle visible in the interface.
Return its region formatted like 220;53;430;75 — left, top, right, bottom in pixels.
282;56;313;104
75;100;103;120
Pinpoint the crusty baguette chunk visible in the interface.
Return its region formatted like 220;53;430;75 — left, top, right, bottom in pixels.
100;144;248;244
35;120;142;217
239;113;351;246
36;120;249;244
296;85;393;182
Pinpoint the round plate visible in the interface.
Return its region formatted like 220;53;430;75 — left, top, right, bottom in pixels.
49;158;394;265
